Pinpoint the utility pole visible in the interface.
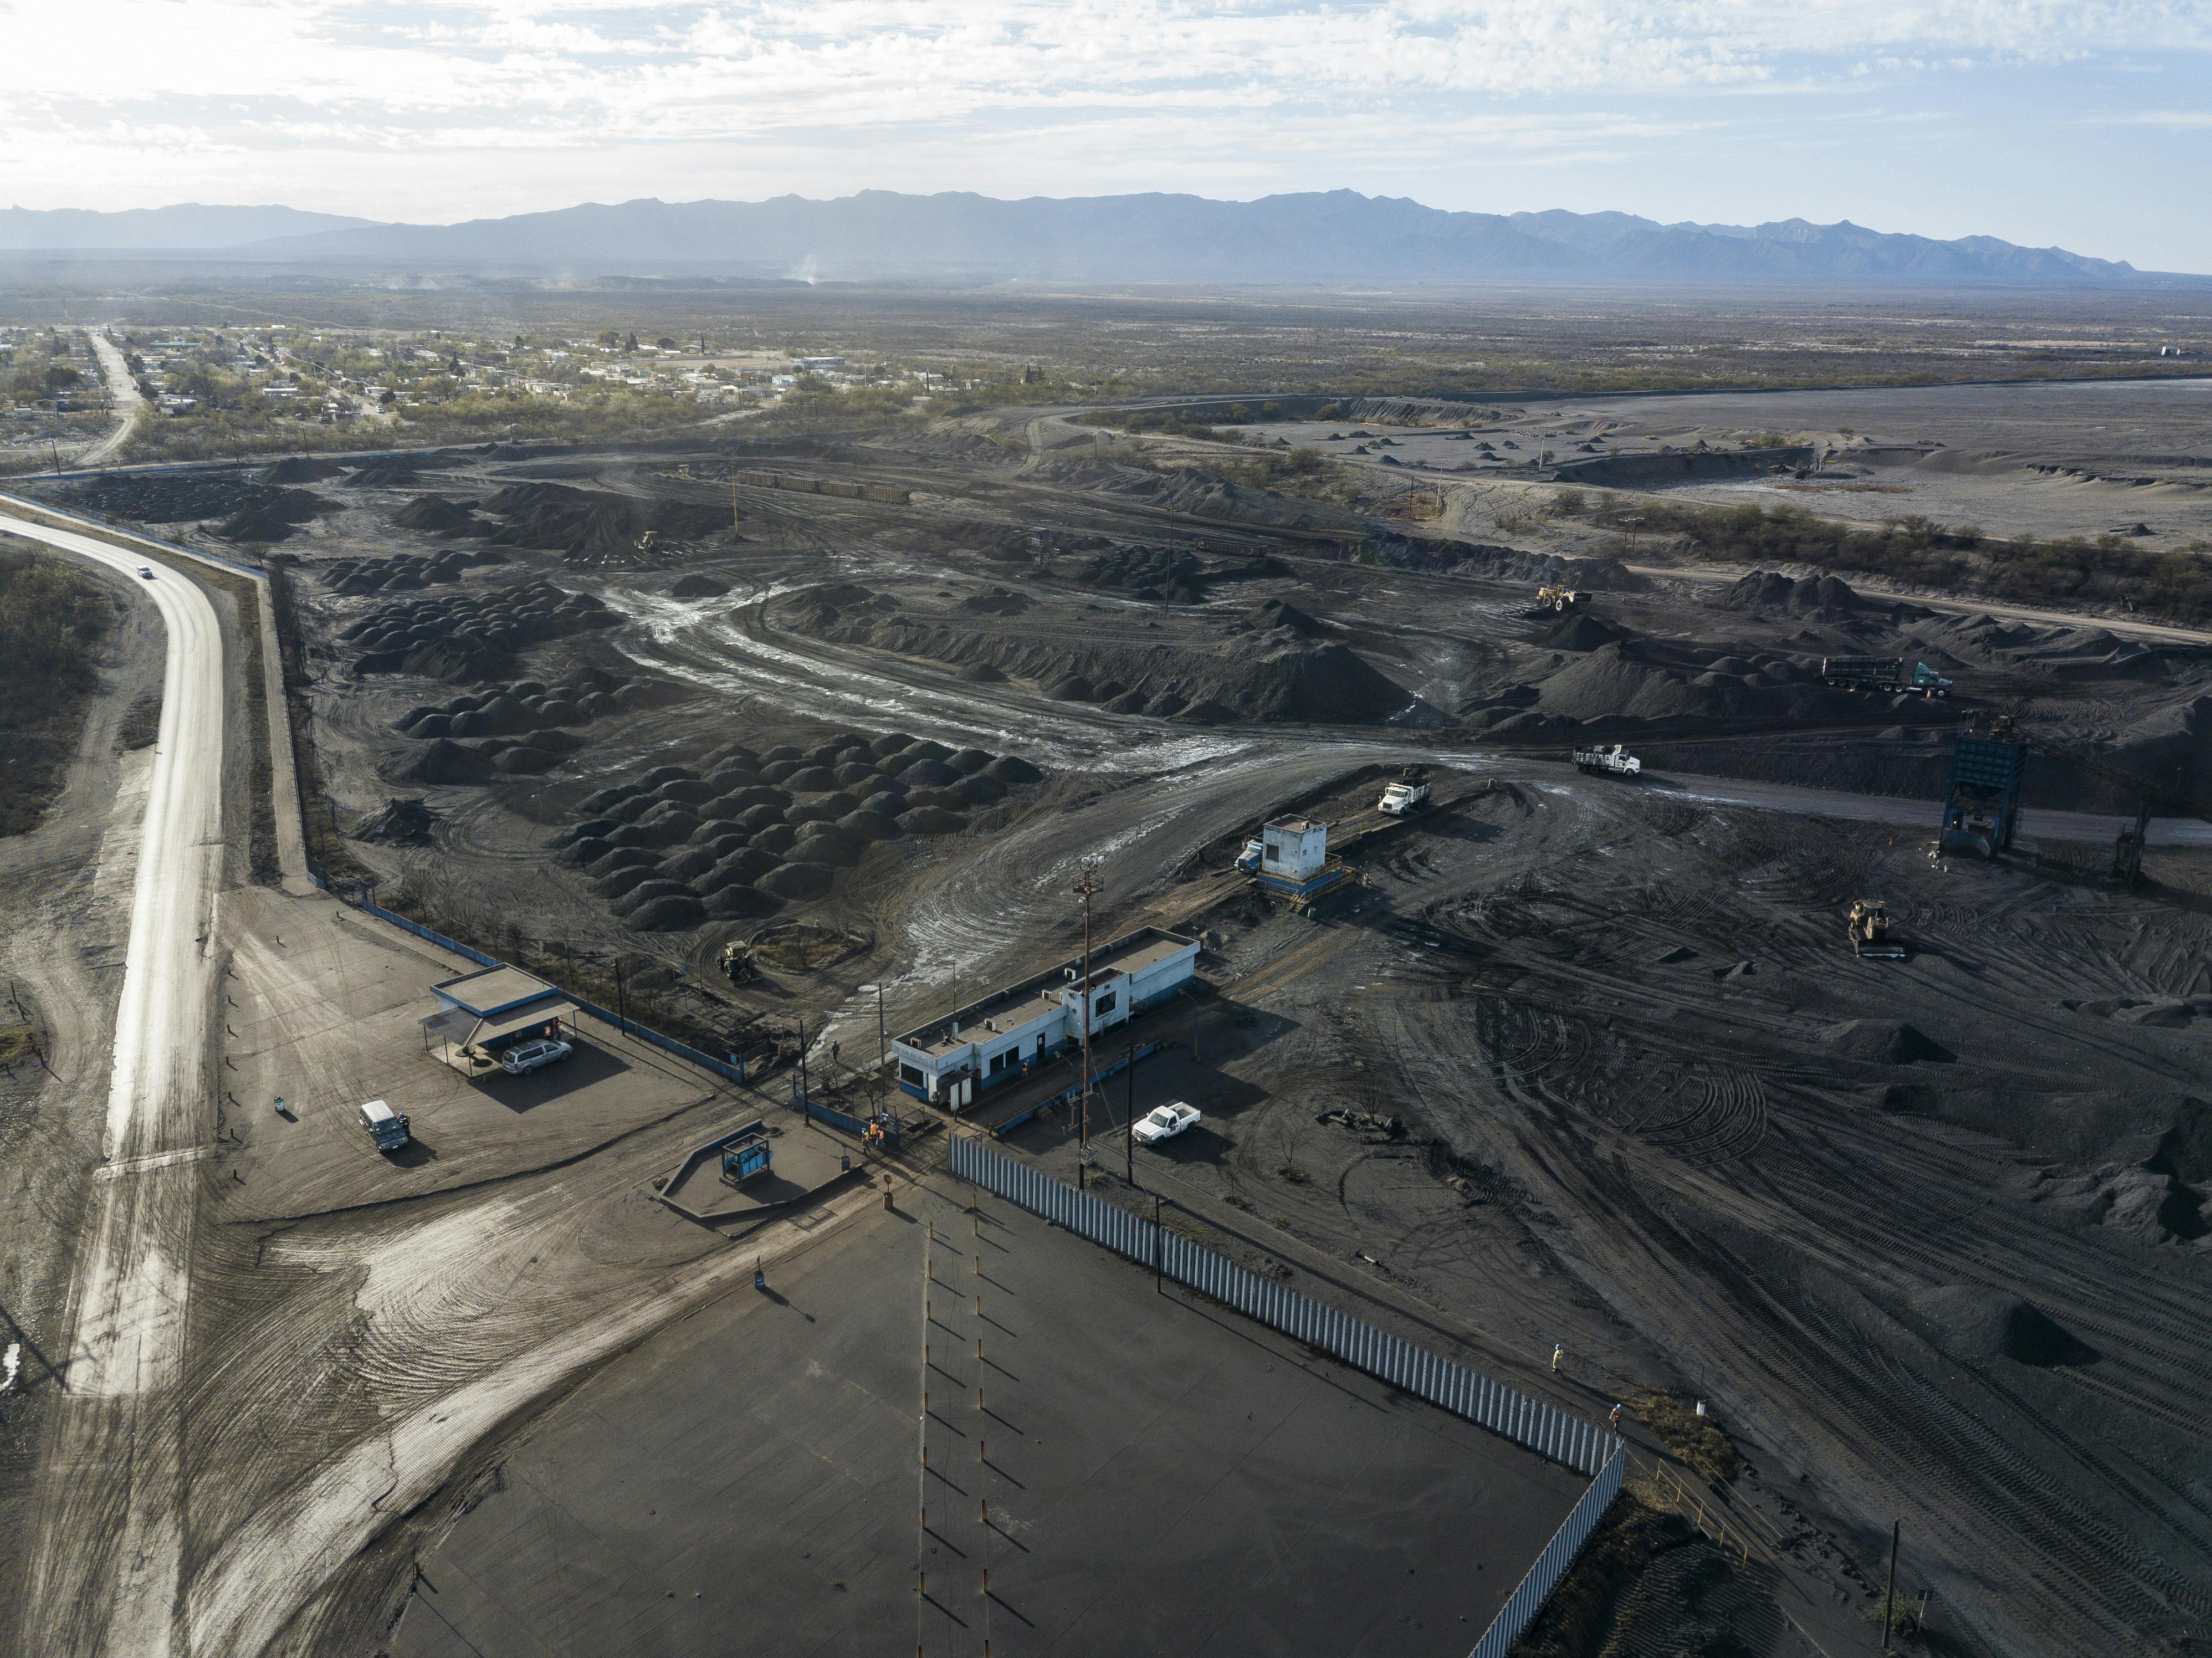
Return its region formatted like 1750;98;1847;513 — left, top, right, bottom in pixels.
1125;1041;1136;1188
1073;854;1104;1175
1881;1519;1899;1653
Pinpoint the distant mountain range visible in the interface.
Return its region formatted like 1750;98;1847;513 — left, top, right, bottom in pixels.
0;203;376;251
4;191;2192;288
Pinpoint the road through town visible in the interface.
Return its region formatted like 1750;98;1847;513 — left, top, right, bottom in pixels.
79;330;144;469
4;509;226;1657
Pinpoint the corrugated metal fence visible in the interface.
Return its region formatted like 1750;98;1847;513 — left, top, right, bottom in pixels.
946;1136;1626;1656
946;1135;1620;1478
1468;1441;1625;1658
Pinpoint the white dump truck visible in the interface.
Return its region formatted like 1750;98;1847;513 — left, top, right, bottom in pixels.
1379;767;1432;815
1573;743;1642;779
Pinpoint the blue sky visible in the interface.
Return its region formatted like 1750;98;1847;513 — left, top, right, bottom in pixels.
2;1;2208;270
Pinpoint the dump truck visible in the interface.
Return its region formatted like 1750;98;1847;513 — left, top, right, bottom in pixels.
1847;899;1906;960
358;1098;411;1153
1379;767;1431;815
1573;743;1642;778
1535;584;1587;613
1235;838;1264;873
1820;657;1952;697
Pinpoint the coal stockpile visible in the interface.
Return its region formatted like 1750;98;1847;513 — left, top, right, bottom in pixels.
784;581;1417;725
394;668;644;738
1078;546;1206;603
550;729;1044;934
70;473;329;526
391;494;488;537
259;456;346;484
343;581;619;680
481;482;728;563
352;797;435;844
319;549;501;595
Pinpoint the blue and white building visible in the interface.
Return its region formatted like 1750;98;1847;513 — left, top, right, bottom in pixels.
890;927;1200;1106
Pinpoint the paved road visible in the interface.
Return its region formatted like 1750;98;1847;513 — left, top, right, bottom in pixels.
6;508;226;1656
78;330;144;469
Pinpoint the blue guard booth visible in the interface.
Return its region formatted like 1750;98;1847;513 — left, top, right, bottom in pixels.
720;1120;773;1186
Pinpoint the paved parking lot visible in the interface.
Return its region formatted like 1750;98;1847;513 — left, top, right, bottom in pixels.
392;1174;1584;1657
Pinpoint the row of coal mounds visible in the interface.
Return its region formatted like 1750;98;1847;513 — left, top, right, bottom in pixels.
68;474;327;525
543;732;1044;932
1043;674;1232;720
395;668;638;738
320;547;505;596
345;582;617;678
406;730;586;782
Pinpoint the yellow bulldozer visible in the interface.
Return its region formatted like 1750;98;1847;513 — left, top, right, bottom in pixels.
718;939;756;984
1846;899;1906;960
1535;584;1586;613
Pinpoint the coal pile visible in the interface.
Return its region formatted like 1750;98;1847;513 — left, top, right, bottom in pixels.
72;473;327;526
550;729;1046;934
482;482;728;564
1077;546;1205;603
395;668;649;738
670;573;730;599
392;495;487;537
343;581;619;679
782;582;1417;725
347;457;439;488
352;797;434;844
319;549;500;595
259;456;346;484
1723;570;1869;614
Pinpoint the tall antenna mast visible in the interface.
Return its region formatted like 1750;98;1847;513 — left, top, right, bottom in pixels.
1072;854;1105;1174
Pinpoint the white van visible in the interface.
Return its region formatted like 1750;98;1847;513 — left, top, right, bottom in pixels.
359;1098;411;1151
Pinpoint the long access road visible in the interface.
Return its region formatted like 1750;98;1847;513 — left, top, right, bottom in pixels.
4;508;227;1656
78;329;145;469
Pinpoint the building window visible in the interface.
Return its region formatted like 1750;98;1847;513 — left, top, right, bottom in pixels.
989;1051;1007;1074
1093;992;1117;1017
899;1063;924;1087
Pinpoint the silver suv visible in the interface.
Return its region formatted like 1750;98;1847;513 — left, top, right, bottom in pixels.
499;1036;573;1076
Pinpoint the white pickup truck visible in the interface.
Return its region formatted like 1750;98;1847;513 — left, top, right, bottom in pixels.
1133;1102;1201;1144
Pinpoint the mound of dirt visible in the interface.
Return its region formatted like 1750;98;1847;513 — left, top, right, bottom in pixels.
1723;570;1868;614
352;797;434;844
68;473;322;524
960;662;1006;683
703;886;779;920
898;806;967;836
1905;1286;2098;1367
403;739;494;786
610;879;693;917
626;895;708;932
670;573;730;598
1822;1020;1950;1064
493;746;561;775
1251;598;1327;637
482;482;726;560
392;495;484;536
1537;612;1631;652
347;458;437;488
260;456;346;484
757;862;834;900
1078;546;1206;603
961;586;1032;615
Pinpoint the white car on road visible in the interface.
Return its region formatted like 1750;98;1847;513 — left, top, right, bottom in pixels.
499;1036;573;1075
1133;1102;1201;1144
139;567;155;579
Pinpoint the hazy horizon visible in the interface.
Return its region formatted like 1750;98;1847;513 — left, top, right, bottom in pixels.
4;2;2208;272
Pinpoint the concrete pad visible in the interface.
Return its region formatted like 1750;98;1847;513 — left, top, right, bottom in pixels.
215;888;730;1219
391;1178;1585;1657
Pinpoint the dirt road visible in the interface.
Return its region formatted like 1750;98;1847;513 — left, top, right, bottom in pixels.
4;509;226;1656
77;331;143;470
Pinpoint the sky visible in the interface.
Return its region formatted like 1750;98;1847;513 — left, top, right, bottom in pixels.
2;1;2209;271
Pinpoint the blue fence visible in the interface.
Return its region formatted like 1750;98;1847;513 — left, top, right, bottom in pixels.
1468;1445;1626;1658
310;864;752;1087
